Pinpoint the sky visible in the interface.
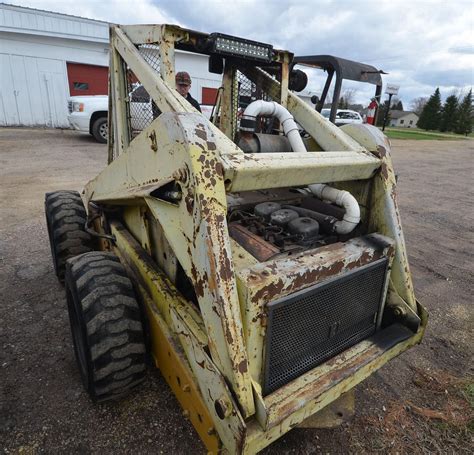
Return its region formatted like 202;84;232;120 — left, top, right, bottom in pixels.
9;0;474;108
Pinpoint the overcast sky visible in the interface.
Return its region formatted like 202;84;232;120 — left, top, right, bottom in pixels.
11;0;474;108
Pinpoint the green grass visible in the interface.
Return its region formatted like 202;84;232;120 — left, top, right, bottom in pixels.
464;383;474;409
383;127;471;140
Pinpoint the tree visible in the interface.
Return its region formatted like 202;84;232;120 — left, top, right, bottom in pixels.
417;88;442;130
410;97;428;116
439;94;458;132
454;89;473;136
342;88;356;107
392;100;404;110
376;99;390;126
338;96;346;109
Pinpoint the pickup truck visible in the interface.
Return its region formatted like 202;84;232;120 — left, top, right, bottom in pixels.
68;86;213;143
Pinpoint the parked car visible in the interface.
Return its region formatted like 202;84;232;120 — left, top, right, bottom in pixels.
68;85;212;143
321;109;363;126
68;95;108;143
67;85;152;143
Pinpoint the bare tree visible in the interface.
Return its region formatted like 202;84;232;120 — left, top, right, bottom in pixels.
410;97;428;115
341;88;357;108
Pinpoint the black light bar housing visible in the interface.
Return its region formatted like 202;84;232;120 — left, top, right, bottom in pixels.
208;33;273;63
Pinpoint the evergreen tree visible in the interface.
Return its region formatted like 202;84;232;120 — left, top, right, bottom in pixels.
338;96;346;109
392;100;404;110
418;88;442;130
439;95;458;132
376;99;390;126
454;89;473;136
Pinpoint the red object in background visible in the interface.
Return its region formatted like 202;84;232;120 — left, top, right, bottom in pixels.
201;87;218;105
366;99;378;125
67;63;108;96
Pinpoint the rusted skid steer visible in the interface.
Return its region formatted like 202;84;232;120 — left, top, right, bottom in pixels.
45;24;427;453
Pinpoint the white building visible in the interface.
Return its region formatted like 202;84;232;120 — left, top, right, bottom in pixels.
0;3;222;128
389;110;419;128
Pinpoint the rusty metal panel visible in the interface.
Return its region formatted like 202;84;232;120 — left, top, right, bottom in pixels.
243;309;427;451
229;223;280;261
236;234;394;387
341;123;417;313
263;257;389;395
171;307;247;454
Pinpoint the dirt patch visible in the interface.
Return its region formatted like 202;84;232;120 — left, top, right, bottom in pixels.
1;129;473;453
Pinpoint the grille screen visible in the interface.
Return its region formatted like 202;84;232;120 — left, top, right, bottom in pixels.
263;258;388;395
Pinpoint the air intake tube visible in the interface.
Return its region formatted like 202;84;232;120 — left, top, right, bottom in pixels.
240;100;307;153
307;184;360;235
240;100;360;234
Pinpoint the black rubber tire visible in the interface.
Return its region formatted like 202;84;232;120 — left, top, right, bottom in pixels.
45;190;94;282
65;251;146;402
91;116;108;143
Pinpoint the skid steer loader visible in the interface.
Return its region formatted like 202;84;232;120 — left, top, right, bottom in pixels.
45;24;427;454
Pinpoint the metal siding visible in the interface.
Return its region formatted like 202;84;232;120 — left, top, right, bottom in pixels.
10;55;33;125
0;54;18;125
0;5;109;42
0;53;69;127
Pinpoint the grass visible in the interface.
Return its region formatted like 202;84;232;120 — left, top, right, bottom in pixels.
383;127;472;140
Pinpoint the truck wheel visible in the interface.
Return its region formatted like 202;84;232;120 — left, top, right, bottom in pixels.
92;117;108;143
45;190;94;282
65;252;146;402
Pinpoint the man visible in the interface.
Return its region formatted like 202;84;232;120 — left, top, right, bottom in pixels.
175;72;201;112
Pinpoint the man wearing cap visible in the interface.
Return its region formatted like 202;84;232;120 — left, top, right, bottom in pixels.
175;72;201;113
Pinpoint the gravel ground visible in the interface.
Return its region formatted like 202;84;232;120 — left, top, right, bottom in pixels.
1;128;472;454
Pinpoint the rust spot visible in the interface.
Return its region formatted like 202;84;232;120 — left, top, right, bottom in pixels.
237;359;248;374
185;192;194;215
206;141;217;151
380;162;389;180
195;127;207;141
215;162;224;177
376;145;387;158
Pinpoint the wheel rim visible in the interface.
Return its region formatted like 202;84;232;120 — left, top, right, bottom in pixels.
99;122;108;140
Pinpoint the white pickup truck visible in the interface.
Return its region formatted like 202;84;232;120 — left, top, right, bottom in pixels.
68;86;213;143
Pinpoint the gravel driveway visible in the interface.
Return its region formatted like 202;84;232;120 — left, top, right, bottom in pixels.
1;128;472;453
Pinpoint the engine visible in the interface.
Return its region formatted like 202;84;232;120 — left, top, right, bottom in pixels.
227;189;348;261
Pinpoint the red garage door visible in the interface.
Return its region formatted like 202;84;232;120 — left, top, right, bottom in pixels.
67;63;108;96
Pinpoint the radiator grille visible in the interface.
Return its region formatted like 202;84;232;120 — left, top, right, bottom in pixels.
263;258;388;395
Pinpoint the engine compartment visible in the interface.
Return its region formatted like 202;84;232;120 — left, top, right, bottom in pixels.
227;188;358;261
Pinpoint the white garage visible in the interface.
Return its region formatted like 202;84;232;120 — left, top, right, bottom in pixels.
0;4;110;127
0;4;222;129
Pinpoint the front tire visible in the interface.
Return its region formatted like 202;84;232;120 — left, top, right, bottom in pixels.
91;117;107;143
45;190;94;281
65;252;146;402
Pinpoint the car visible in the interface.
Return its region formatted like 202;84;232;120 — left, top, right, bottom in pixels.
67;85;153;143
321;108;363;126
68;85;213;143
68;95;108;143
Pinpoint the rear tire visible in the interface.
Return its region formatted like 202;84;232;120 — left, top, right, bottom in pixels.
91;116;107;143
45;190;94;281
65;252;146;402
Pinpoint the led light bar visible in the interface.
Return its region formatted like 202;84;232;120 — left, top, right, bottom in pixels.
209;33;273;63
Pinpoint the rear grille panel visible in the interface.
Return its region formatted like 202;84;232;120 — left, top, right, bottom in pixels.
263;258;388;395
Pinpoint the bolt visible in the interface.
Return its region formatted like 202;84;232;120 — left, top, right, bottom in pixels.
393;306;405;317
